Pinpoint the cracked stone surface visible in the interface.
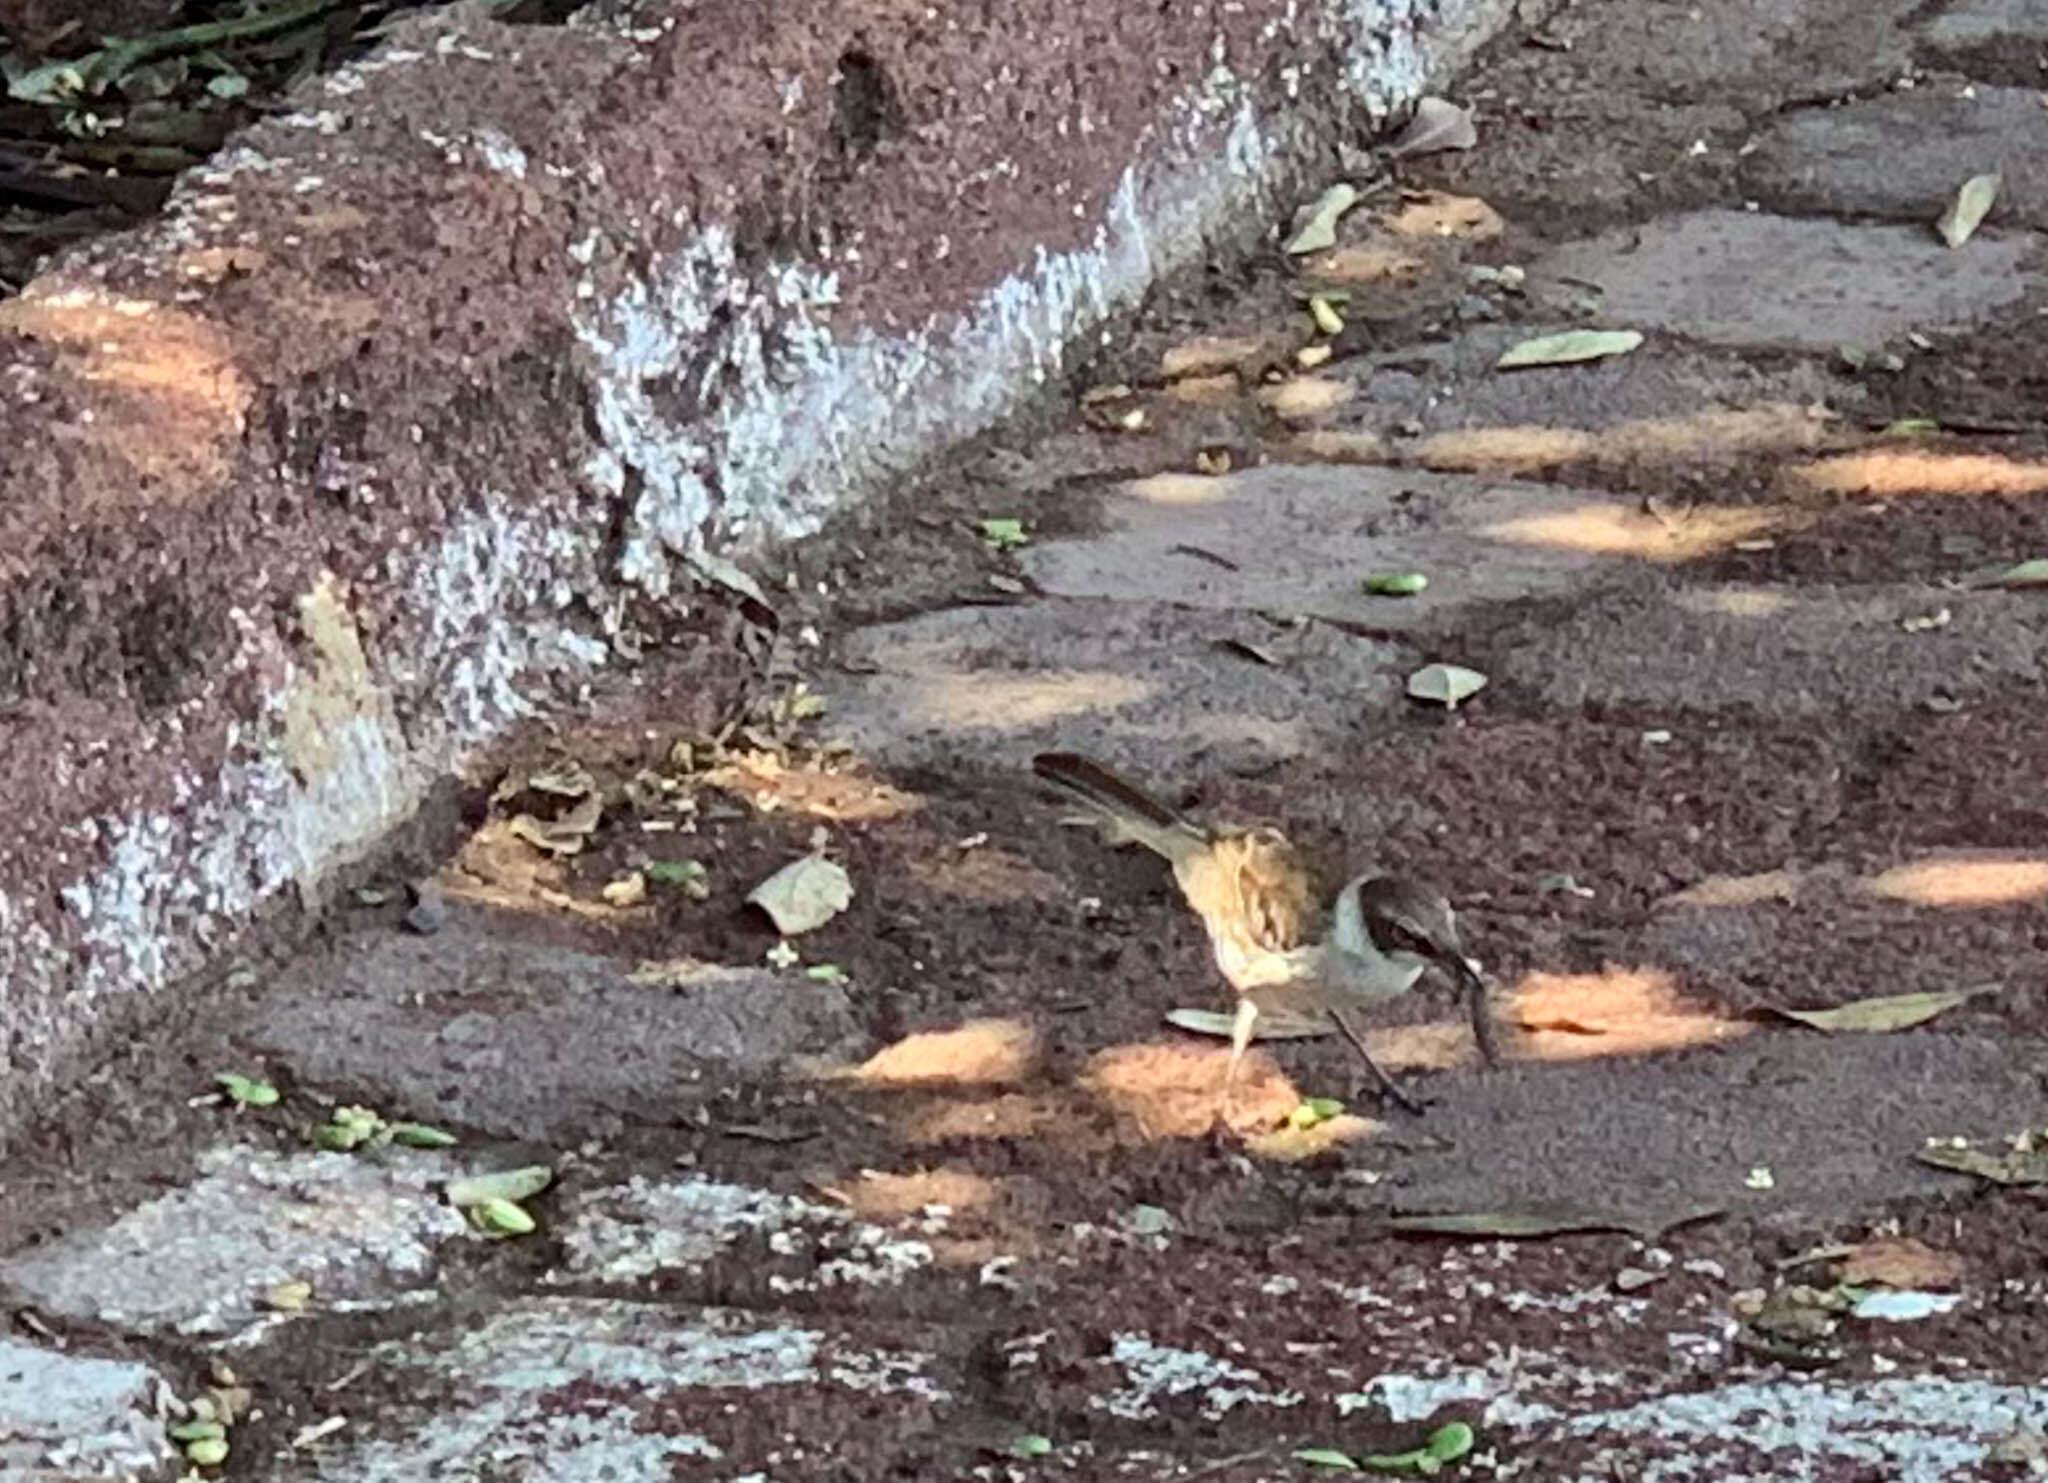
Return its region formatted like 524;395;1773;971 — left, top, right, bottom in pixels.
0;1339;176;1480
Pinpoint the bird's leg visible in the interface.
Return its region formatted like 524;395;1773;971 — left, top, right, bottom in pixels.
1329;1008;1426;1115
1215;995;1261;1135
1463;959;1502;1068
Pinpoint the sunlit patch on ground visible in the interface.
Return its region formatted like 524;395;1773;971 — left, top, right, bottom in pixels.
1244;1112;1377;1161
1791;449;2048;498
701;756;922;821
1505;967;1753;1059
1656;869;1807;910
828;1167;998;1222
891;1091;1069;1145
1129;471;1237;506
881;670;1154;730
1480;501;1787;562
1674;585;1796;619
1415;405;1831;475
1863;854;2048;908
0;287;249;492
906;845;1066;904
839;1018;1038;1088
1355;1019;1486;1071
1081;1040;1300;1140
1416;424;1594;470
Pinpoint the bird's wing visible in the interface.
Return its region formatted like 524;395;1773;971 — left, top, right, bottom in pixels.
1229;831;1319;955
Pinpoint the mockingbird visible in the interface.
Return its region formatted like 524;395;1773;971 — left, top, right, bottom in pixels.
1032;751;1498;1123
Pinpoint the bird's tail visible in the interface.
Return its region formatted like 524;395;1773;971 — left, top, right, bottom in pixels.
1031;752;1208;864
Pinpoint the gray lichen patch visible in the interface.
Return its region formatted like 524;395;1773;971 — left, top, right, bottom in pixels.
0;1338;177;1481
553;1173;936;1292
0;1144;466;1334
302;1297;957;1481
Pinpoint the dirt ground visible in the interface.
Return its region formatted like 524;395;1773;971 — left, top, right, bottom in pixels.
5;0;2048;1478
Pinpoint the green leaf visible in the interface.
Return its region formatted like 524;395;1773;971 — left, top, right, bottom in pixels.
216;1073;278;1108
446;1164;554;1208
804;962;849;985
387;1121;459;1149
1880;418;1940;439
1288;1096;1347;1129
1975;558;2048;590
1405;663;1488;710
1496;329;1642;369
1357;1449;1429;1473
1011;1434;1055;1459
1356;1424;1474;1475
978;517;1029;550
314;1104;384;1151
1363;572;1428;597
1124;1204;1174;1236
467;1198;535;1237
643;858;708;888
184;1436;230;1467
1294;1448;1361;1469
205;71;249;99
1423;1423;1475;1463
168;1420;226;1443
1768;986;1990;1034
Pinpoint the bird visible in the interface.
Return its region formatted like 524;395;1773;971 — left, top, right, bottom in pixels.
1031;750;1498;1125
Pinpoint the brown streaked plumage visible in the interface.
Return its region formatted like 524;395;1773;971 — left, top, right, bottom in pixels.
1032;750;1498;1123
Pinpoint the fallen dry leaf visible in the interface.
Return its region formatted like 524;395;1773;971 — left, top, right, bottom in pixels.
1285;182;1362;255
1385;95;1478;158
1767;986;1991;1034
1386;1204;1721;1242
746;853;854;935
1255;375;1353;422
1161;335;1264;380
1497;329;1643;369
1915;1131;2048;1187
1292;429;1390;464
600;871;648;908
1935;171;2000;249
505;790;604;856
1309;243;1430;283
1166;372;1242;406
1657;869;1804;910
1383;191;1504;242
1836;1236;1964;1291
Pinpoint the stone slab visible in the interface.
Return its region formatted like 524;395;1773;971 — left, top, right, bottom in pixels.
1742;86;2048;228
237;903;863;1141
1495;579;2048;716
1017;465;1672;623
0;1143;465;1335
1922;0;2048;48
0;0;1523;1151
819;596;1412;779
290;1297;961;1482
1535;210;2037;351
0;1339;175;1481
